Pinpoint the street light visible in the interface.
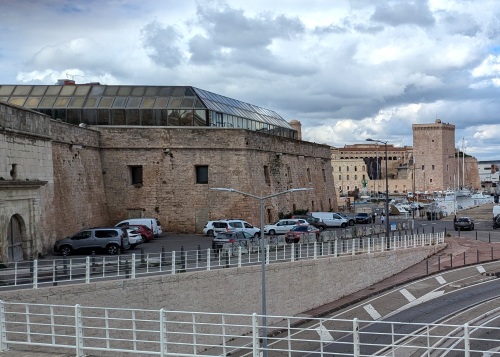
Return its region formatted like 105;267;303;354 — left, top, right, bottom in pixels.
366;139;390;239
210;186;313;356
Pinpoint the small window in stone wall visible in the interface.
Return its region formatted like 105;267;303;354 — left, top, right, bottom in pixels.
264;166;270;185
130;166;143;186
196;165;209;184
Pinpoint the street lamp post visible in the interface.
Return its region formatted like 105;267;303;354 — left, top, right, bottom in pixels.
210;187;313;356
366;139;390;239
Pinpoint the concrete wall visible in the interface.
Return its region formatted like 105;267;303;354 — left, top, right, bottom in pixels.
0;245;443;317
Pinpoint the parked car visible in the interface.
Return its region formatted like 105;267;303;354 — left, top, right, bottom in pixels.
454;217;474;231
203;221;217;237
115;218;162;237
285;225;320;244
212;220;260;237
125;224;154;242
309;212;348;228
53;227;130;256
494;215;500;229
127;229;143;248
263;219;308;235
336;213;356;226
355;212;372;224
211;231;256;253
291;215;327;231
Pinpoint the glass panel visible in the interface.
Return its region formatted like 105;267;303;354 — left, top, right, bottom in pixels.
104;86;119;95
54;97;70;108
8;97;26;106
131;87;145;96
31;86;47;96
194;98;205;108
111;109;126;125
45;86;62;96
172;87;185;96
84;97;99;108
112;97;127;107
82;109;97;125
127;97;141;108
159;109;168;125
74;85;91;96
179;110;193;125
60;85;76;96
68;97;86;108
89;86;105;96
53;109;66;121
144;87;159;96
98;97;114;108
117;86;132;96
97;110;110;125
0;97;8;102
158;87;172;96
67;109;81;125
141;97;155;108
25;97;41;108
181;97;194;108
169;97;181;108
127;109;140;125
168;110;180;125
0;85;15;96
141;109;153;125
154;97;169;108
40;97;57;107
185;87;195;96
12;86;32;96
194;110;206;126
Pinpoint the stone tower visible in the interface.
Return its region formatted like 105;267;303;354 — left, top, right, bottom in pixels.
412;119;456;193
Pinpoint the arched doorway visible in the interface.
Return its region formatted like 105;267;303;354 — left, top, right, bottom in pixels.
7;215;25;262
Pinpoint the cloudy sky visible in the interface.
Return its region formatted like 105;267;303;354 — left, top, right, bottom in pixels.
2;0;500;161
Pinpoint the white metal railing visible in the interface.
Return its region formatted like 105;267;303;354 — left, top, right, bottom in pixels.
0;232;444;290
0;300;498;356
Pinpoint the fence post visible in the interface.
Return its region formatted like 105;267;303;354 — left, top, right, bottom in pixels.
0;301;6;351
131;254;136;279
160;308;168;357
206;248;211;271
464;323;470;357
33;260;38;289
225;252;230;268
171;251;176;274
180;246;186;271
85;256;90;284
314;242;318;259
252;313;259;357
352;318;360;357
75;304;83;356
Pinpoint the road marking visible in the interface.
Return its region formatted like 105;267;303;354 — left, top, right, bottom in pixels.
363;303;382;320
483;346;500;356
477;265;486;274
400;288;416;302
316;325;334;342
390;290;446;315
435;275;447;285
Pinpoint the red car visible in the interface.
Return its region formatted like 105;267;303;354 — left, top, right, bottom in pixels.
126;224;154;242
285;225;320;244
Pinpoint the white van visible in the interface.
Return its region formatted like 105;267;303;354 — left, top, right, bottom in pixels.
116;218;163;237
493;205;500;219
310;212;348;228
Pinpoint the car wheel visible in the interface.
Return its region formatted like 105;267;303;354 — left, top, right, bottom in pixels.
254;233;260;238
348;220;354;226
207;229;214;237
341;223;347;228
60;245;72;256
269;229;276;235
470;225;474;231
318;226;324;231
106;244;120;255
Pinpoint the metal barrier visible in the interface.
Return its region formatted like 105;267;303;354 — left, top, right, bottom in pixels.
0;300;498;356
0;232;444;290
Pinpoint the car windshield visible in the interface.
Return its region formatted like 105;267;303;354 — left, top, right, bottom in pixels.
291;226;307;232
457;218;469;222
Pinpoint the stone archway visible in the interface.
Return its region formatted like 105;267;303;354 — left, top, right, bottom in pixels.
7;214;25;262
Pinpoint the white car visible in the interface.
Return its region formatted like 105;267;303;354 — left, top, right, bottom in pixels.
127;229;143;248
263;219;308;235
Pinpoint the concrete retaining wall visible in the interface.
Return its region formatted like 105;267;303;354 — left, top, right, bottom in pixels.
0;245;444;318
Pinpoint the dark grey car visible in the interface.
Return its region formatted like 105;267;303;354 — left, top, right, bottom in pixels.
53;227;130;256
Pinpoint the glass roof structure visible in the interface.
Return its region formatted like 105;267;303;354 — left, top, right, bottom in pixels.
0;84;297;139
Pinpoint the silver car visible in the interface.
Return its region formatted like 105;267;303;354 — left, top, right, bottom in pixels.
53;227;130;256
